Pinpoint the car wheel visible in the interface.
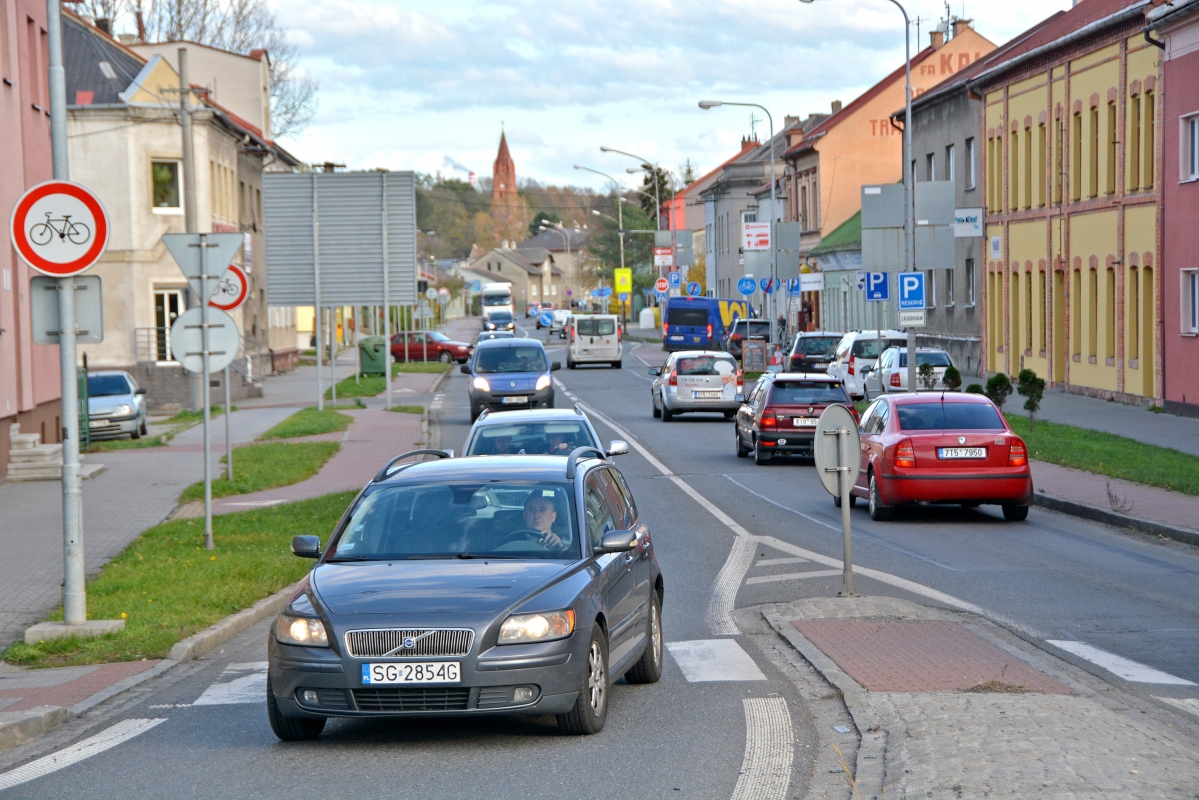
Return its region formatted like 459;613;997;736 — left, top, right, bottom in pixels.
140;417;148;436
753;440;771;465
868;472;893;521
438;351;452;363
1002;504;1030;521
735;426;750;458
266;677;326;741
723;410;735;419
557;626;609;735
625;592;663;685
833;493;857;508
544;397;555;409
661;401;673;422
611;360;621;369
130;423;141;440
567;358;576;369
652;396;661;418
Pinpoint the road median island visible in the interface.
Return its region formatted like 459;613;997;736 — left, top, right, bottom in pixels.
259;406;353;439
178;441;341;503
324;362;450;400
1;491;357;669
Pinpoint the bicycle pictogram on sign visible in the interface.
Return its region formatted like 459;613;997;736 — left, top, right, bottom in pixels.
29;213;92;246
9;180;109;277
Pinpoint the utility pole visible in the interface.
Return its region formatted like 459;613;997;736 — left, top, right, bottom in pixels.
178;47;205;412
897;1;919;396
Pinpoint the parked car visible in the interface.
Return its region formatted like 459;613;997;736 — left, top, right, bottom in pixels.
390;331;471;364
733;372;854;464
648;351;742;421
787;332;843;373
86;371;147;440
485;311;516;332
826;330;908;400
863;347;955;395
722;319;773;358
567;314;622;369
268;448;663;740
462;339;560;421
849;392;1032;521
463;407;627;458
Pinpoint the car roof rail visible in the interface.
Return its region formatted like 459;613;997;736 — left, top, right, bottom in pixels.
573;405;586;415
478;408;490;420
565;446;605;479
373;449;455;482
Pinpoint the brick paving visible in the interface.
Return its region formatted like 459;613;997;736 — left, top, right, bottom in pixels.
0;661;157;713
792;619;1072;694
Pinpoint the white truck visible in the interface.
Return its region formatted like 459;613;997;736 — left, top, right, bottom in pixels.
480;283;513;321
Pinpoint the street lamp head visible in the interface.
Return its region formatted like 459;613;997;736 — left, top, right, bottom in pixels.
698;100;722;109
599;146;613;153
626;167;641;174
591;210;601;216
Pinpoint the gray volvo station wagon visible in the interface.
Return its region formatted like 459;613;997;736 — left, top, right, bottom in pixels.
267;448;663;739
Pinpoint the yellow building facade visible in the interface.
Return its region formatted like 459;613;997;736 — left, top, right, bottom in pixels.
980;10;1160;402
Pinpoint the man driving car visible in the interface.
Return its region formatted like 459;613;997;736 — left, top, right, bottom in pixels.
524;493;565;549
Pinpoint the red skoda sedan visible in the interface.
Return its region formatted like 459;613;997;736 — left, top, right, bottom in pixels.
848;392;1033;521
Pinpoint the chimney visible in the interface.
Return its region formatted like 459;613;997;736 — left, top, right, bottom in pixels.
952;18;972;37
930;30;944;48
741;135;760;152
96;18;112;35
135;10;146;41
831;100;843;114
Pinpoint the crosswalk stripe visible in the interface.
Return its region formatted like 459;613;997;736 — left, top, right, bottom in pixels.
745;569;843;585
0;718;166;791
666;639;766;682
1047;641;1196;685
192;662;269;705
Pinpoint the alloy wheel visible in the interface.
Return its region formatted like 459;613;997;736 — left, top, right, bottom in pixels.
587;640;606;714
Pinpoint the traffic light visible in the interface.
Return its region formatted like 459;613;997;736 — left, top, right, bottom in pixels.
417;279;429;295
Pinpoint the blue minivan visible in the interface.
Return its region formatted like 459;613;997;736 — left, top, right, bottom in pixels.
662;297;751;352
462;338;561;421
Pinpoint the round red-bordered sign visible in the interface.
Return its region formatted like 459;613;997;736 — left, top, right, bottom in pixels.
9;180;110;277
209;263;249;311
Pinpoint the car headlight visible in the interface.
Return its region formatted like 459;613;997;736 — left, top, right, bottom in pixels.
472;377;491;392
487;323;496;330
114;404;133;416
535;374;551;391
498;610;575;644
276;613;329;647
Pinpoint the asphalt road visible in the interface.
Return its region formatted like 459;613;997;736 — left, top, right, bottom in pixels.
3;324;1197;799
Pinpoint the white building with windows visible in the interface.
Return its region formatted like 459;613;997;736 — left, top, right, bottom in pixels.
63;12;299;406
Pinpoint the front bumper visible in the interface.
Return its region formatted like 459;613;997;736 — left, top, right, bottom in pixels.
470;386;555;411
268;627;589;719
87;414;138;439
878;471;1034;505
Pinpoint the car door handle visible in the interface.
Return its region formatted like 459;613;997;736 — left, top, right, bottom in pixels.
624;554;634;566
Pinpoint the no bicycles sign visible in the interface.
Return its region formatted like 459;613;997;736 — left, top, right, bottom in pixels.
209;263;249;311
9;180;109;277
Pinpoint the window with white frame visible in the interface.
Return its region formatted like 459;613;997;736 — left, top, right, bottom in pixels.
1185;115;1199;181
926;153;936;182
1184;269;1199;334
965;258;976;306
965;138;976;189
151;160;181;210
945;267;955;307
946;144;956;184
924;268;936;308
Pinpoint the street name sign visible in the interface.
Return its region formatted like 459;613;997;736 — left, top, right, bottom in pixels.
10;180;109;277
30;275;104;344
170;306;239;373
209;264;249;311
897;272;925;310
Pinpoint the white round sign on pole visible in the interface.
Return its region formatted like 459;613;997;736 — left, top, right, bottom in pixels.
170;306;240;373
813;403;861;496
425;287;438;301
9;180;110;277
209;263;249;311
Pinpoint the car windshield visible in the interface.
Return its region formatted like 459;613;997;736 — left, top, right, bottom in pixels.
482;294;510;306
770;381;848;404
896;402;1005;431
738;321;770;336
88;374;131;397
328;482;580;561
792;337;841;356
577;318;616;336
475;346;548;374
852;338;906;358
467;421;595;456
676;356;733;375
895;351;952;367
667;306;708;327
489;312;513;322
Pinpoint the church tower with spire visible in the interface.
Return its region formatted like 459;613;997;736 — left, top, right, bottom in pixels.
492;131;517;204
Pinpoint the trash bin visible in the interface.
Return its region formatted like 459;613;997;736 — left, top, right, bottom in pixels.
358;336;388;376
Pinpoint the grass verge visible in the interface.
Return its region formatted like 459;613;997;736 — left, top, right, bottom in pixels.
260;407;353;440
1006;414;1199;496
178;441;341;503
87;435;171;452
387;405;424;414
162;406;233;424
2;491;357;668
323;362;448;399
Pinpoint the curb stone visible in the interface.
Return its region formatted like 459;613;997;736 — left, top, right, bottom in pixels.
1034;490;1199;547
0;707;71;755
167;583;295;661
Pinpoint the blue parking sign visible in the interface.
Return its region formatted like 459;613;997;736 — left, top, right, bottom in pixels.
865;272;889;302
668;271;681;288
898;272;925;310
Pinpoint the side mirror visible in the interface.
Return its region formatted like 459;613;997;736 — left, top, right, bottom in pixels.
291;535;321;559
606;440;630;457
648;367;661;376
735;393;746;403
551;362;561;371
596;529;638;553
459;364;470;374
134;387;147;395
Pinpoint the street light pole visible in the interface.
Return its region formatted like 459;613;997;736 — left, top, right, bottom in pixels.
698;100;778;345
601;147;676;287
574;164;627;292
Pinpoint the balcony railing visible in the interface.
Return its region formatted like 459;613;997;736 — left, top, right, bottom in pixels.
134;327;271;382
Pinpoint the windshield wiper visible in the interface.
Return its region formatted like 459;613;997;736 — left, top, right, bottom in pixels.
456;553;520;560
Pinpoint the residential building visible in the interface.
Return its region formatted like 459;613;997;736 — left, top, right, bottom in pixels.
518;227;589;298
63;14;300;407
465;246;564;308
0;0;60;479
973;0;1161;403
1148;0;1199;416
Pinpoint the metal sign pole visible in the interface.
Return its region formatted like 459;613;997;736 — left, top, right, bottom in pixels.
199;235;214;549
224;364;232;481
382;178;392;411
329;307;337;405
838;426;856;596
313;174;323;412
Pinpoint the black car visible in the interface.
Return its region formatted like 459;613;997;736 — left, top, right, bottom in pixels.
485;311;516;332
267;449;664;740
787;332;843;373
722;319;772;357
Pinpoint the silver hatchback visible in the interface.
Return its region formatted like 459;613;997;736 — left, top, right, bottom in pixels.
86;371;148;440
648;351;743;421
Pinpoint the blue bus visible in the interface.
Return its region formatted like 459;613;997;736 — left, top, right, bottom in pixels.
662;297;751;352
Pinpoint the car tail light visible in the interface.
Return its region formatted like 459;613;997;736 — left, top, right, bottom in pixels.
570;326;575;343
895;439;916;468
848;354;855;375
890;372;901;387
618;325;622;344
849;405;860;423
663;323;669;336
1008;440;1028;467
761;410;777;428
668;370;677;386
732;333;743;341
707;323;713;341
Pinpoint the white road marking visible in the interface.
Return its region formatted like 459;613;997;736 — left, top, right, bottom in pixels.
666;639;767;681
755;557;809;567
1155;697;1199;717
0;718;166;791
709;535;758;635
222;500;284;507
745;569;844;585
730;697;793;800
193;661;270;705
1047;641;1197;685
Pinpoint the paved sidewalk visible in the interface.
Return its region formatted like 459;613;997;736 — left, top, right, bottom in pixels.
766;596;1199;800
1032;461;1199;536
1035;389;1199;457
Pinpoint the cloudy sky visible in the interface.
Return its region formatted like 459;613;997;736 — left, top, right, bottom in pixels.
273;0;1074;191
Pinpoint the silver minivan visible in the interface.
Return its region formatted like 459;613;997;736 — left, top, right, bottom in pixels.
566;314;622;368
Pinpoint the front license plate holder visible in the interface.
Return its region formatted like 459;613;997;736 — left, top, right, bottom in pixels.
938;447;987;459
362;662;461;684
501;396;528;405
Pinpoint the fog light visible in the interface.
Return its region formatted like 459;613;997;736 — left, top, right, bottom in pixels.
302;690;319;705
513;686;535;702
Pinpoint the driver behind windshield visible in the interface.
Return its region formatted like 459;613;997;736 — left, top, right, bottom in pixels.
524;494;565;550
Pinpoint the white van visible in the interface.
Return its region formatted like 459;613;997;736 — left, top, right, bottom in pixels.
567;315;622;369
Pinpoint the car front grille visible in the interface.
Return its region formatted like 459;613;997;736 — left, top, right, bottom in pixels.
353;687;471;712
344;628;474;658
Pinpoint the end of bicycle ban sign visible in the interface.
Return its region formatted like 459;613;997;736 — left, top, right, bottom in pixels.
9;180;110;277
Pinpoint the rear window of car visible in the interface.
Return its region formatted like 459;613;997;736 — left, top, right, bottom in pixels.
88;374;131;396
577;318;616;336
467;421;595;456
676;356;734;375
475;346;548;374
769;381;848;405
791;336;841;356
667;306;709;327
852;338;906;358
896;402;1005;431
733;321;770;336
897;351;952;367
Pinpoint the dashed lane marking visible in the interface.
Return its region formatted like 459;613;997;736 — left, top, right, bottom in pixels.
730;697;793;800
1047;641;1197;685
666;639;767;681
745;569;844;585
192;662;269;705
0;718;167;791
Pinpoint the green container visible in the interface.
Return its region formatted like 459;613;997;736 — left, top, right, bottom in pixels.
358;336;388;376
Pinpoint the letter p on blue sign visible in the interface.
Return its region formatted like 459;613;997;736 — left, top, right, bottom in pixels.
865;272;889;301
898;272;925;310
